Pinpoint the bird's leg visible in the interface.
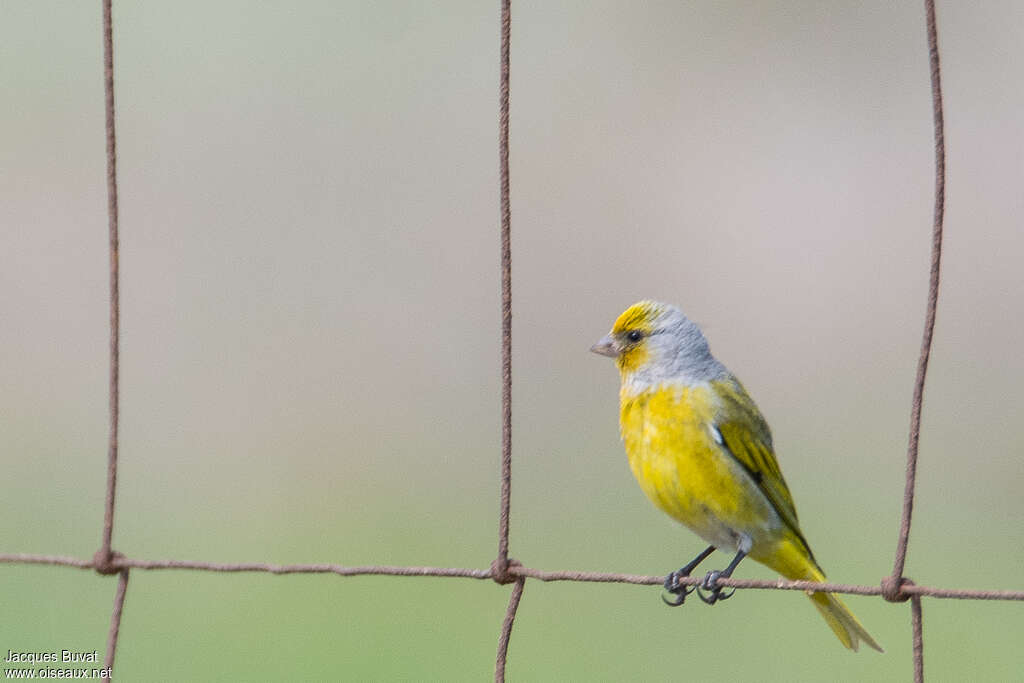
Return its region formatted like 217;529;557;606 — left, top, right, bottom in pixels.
697;549;747;605
662;545;717;606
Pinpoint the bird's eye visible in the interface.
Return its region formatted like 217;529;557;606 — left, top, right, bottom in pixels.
626;330;643;343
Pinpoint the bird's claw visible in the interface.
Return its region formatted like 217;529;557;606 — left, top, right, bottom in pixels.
696;570;735;605
661;570;696;606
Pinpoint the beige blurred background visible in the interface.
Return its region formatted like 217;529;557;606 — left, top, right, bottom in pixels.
3;1;1023;680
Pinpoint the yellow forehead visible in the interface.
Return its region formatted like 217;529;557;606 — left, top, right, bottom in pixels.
611;301;664;334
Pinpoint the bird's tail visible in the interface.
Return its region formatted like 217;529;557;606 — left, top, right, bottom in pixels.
768;539;883;653
806;573;883;653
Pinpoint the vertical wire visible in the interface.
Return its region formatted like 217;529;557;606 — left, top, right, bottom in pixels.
101;570;130;682
891;0;946;584
100;0;121;566
494;578;525;682
911;596;925;683
496;0;513;575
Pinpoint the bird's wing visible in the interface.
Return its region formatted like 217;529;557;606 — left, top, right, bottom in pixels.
712;377;816;561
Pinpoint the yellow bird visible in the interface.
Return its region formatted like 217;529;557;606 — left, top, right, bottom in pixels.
592;300;882;652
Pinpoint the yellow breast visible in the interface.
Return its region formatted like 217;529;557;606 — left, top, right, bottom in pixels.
619;382;778;550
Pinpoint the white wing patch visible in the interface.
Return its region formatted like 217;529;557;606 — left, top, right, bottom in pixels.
709;424;724;445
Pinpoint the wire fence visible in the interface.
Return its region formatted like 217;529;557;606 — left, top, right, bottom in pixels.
3;1;1023;681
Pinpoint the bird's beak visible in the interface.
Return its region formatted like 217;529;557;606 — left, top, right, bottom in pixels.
590;334;619;358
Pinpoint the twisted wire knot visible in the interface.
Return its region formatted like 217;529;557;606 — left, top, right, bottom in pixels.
490;557;521;585
92;549;124;576
881;575;914;603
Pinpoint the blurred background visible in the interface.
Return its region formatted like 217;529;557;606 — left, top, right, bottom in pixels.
3;1;1023;680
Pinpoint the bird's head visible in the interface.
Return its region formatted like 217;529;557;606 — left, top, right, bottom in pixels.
591;300;725;390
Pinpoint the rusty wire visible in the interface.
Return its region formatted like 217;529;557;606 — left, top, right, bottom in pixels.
495;577;525;683
495;0;514;588
96;0;120;578
911;596;925;683
1;1;1018;682
3;552;1024;601
890;0;946;590
101;570;129;683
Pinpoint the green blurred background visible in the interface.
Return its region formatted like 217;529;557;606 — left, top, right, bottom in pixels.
3;1;1023;680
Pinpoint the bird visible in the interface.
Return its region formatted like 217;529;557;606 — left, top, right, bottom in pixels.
591;300;882;652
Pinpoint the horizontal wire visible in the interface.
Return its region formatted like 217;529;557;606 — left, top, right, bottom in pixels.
123;558;493;578
3;552;1021;601
0;554;489;578
0;553;94;569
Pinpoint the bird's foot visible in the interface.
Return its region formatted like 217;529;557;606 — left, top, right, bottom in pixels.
661;570;696;606
696;570;736;605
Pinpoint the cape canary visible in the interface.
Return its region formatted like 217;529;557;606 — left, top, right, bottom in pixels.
592;300;882;652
